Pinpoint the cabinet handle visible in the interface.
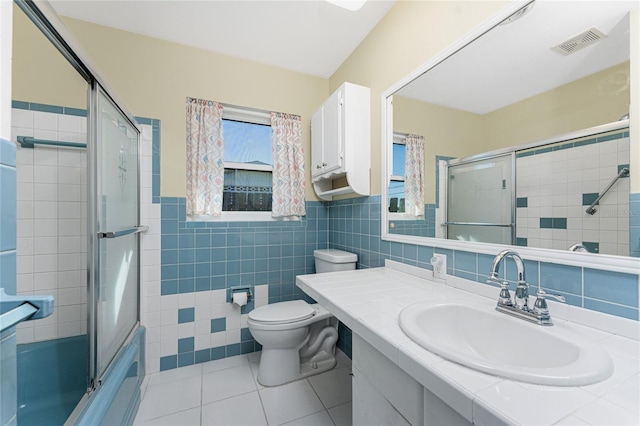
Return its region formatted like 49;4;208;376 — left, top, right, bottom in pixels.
322;162;327;167
316;165;322;169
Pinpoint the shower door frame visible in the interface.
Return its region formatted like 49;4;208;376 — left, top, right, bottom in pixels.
15;0;143;402
87;82;142;391
444;152;517;245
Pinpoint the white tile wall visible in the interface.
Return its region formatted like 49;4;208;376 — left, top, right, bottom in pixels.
517;137;630;255
13;108;88;344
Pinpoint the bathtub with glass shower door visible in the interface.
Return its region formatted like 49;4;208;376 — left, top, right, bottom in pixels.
2;1;147;425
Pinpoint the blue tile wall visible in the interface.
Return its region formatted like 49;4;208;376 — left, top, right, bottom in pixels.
516;130;627;158
327;197;639;321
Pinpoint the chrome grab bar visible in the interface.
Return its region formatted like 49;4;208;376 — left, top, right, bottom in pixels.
0;288;55;332
98;225;149;239
586;167;629;215
17;135;86;149
444;221;514;227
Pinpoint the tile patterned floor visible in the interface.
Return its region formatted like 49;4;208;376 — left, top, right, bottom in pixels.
133;351;353;426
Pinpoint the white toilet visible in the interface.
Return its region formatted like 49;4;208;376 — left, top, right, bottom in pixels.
248;249;357;386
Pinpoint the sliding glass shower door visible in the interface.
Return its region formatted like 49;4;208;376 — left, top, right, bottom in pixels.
445;153;515;244
90;86;140;383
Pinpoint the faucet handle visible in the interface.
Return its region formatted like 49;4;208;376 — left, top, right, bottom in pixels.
533;289;566;315
497;280;513;306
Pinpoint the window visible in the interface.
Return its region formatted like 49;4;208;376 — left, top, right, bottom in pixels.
389;134;406;213
222;118;272;212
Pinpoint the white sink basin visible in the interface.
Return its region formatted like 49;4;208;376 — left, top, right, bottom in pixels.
399;302;613;386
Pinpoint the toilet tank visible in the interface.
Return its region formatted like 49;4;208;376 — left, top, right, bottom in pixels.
314;249;357;273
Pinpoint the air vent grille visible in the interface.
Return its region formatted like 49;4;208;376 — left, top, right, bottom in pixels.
551;28;607;55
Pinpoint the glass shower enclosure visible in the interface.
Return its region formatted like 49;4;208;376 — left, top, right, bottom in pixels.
445;153;515;245
5;1;145;424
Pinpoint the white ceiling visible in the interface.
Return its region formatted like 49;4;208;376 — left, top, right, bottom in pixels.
49;0;396;79
396;1;635;114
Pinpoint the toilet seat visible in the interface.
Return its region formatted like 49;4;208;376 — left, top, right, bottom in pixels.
248;300;316;325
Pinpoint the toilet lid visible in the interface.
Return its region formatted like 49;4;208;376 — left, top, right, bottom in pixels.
248;300;315;324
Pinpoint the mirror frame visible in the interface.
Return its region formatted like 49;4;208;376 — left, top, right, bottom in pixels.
381;0;639;275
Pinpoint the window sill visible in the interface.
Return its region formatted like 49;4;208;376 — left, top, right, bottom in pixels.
188;212;301;222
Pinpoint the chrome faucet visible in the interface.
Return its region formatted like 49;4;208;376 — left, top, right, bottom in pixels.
488;249;565;326
568;243;589;253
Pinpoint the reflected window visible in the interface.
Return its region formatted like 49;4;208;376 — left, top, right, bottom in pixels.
389;135;406;212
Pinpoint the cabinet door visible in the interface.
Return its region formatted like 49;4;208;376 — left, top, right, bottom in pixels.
321;89;343;175
311;108;324;179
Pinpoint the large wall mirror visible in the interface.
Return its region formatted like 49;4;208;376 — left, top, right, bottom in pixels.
382;0;639;266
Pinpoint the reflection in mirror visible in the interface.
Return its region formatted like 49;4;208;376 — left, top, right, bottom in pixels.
386;0;637;257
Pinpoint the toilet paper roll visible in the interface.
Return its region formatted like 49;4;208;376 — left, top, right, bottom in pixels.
232;292;247;307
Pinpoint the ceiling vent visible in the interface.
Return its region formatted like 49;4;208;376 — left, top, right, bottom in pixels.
551;28;607;56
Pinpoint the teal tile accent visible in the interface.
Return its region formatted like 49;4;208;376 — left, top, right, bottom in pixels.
597;133;624;142
618;164;630;175
195;349;210;364
582;242;599;253
30;103;64;114
582;193;599;206
160;355;177;371
210;318;226;333
516;197;528;208
178;307;195;323
178;337;194;353
553;218;567;229
210;347;225;360
178;352;194;367
584;269;638;307
516;238;527;246
539;218;566;229
11;100;29;109
574;137;597;147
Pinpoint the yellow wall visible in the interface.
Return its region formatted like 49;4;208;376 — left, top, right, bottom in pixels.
12;5;87;109
483;61;630;149
328;0;510;196
392;95;484;203
12;13;329;199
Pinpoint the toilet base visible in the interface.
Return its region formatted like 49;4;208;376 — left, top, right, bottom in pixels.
257;348;337;387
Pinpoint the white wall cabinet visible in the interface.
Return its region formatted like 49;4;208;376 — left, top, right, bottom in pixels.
311;82;370;200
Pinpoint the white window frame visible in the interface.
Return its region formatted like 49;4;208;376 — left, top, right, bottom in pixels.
389;133;412;221
188;104;281;222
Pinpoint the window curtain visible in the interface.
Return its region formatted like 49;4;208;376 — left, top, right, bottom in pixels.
271;112;306;218
404;134;425;217
186;98;225;216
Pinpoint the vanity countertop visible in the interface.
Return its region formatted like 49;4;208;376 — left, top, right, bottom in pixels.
296;261;640;425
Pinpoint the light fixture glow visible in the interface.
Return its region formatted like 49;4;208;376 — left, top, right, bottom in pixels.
326;0;368;12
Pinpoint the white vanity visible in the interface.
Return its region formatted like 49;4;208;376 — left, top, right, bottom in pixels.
296;262;640;425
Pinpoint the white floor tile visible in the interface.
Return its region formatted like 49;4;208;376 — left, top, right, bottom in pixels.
250;362;266;390
248;351;262;363
327;402;352;426
308;367;352;408
201;391;267;426
202;364;257;405
259;380;325;426
281;409;335;426
136;407;201;425
147;363;203;387
135;375;202;423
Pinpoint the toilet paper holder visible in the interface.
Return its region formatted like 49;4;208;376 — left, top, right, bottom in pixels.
227;286;252;303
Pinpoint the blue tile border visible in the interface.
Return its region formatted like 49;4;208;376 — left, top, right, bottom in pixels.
12;100;87;117
516;130;627;158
